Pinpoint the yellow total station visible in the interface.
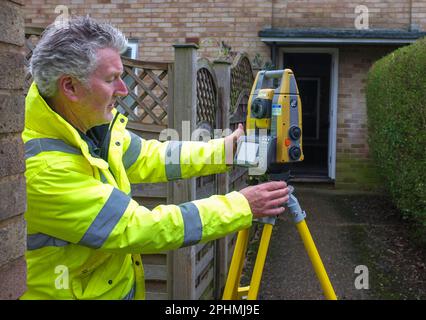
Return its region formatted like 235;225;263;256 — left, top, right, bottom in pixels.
246;69;304;166
224;69;337;301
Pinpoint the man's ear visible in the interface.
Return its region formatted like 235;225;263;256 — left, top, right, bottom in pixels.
58;75;79;102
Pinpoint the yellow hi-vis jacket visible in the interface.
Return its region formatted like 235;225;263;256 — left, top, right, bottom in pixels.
21;83;252;300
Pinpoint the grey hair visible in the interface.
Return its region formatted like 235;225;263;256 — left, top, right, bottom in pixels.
30;16;128;97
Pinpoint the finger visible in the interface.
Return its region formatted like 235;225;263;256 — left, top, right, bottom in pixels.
260;206;285;216
266;195;289;208
266;188;290;200
263;180;287;191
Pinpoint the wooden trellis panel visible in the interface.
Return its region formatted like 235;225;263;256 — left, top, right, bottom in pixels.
118;57;170;127
196;60;218;132
230;53;254;117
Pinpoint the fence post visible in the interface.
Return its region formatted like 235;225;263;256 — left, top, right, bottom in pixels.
213;59;232;298
169;43;198;300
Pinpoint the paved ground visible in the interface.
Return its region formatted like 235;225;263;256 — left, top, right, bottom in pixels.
241;184;426;300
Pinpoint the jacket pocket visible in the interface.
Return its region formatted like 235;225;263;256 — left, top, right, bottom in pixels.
70;251;112;299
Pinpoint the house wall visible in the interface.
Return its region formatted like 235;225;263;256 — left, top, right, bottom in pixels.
22;0;425;189
336;45;397;189
23;1;426;63
0;0;27;299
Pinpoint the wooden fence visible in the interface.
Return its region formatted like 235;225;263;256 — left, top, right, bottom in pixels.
24;28;254;299
168;45;254;299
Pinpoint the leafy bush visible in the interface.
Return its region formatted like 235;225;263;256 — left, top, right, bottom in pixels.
366;38;426;242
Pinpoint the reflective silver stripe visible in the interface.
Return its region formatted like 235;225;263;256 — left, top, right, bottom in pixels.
123;131;142;170
165;141;182;180
178;202;202;247
27;233;69;250
25;138;81;160
122;283;136;300
79;188;131;249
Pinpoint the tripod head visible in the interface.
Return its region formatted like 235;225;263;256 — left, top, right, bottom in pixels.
234;69;304;177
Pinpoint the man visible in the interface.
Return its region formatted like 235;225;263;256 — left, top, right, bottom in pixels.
21;16;289;299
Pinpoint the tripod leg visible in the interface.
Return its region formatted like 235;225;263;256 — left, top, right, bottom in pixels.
222;228;250;300
247;223;273;300
296;220;337;300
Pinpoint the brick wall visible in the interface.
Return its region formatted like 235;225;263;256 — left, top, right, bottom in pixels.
23;0;272;62
336;45;397;189
272;0;421;30
0;0;27;299
23;0;425;63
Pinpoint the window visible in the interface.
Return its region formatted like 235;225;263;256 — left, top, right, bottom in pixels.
122;41;138;59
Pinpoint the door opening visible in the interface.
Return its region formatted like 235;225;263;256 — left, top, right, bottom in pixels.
283;52;332;178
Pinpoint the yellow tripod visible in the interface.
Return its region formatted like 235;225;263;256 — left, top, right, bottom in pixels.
222;185;337;300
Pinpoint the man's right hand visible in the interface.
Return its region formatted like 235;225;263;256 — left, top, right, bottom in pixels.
239;181;290;218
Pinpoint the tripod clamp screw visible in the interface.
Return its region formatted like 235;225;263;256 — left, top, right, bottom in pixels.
286;186;307;224
254;216;276;225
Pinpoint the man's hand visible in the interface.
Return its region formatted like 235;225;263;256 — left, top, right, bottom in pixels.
239;181;290;218
224;123;245;164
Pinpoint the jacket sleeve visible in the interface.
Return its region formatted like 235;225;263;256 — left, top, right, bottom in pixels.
26;160;252;254
121;130;231;183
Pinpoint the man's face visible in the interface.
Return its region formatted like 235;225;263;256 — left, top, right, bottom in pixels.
76;48;128;128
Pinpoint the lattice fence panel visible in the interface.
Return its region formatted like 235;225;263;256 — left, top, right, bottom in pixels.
196;67;217;133
117;57;169;125
230;54;254;116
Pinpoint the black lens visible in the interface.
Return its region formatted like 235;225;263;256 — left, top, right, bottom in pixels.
289;126;301;140
289;146;301;160
252;102;260;114
251;98;271;119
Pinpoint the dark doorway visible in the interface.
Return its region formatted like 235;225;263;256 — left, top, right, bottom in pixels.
283;52;331;178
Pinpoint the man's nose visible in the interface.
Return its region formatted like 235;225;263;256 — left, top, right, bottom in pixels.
115;77;128;97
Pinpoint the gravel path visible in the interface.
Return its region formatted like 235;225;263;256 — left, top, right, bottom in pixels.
241;184;426;300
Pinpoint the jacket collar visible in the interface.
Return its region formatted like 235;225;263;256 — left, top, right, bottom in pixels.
25;82;128;170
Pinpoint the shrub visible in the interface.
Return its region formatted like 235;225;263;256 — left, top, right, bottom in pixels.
366;38;426;242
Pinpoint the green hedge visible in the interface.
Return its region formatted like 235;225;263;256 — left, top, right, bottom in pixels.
366;38;426;241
